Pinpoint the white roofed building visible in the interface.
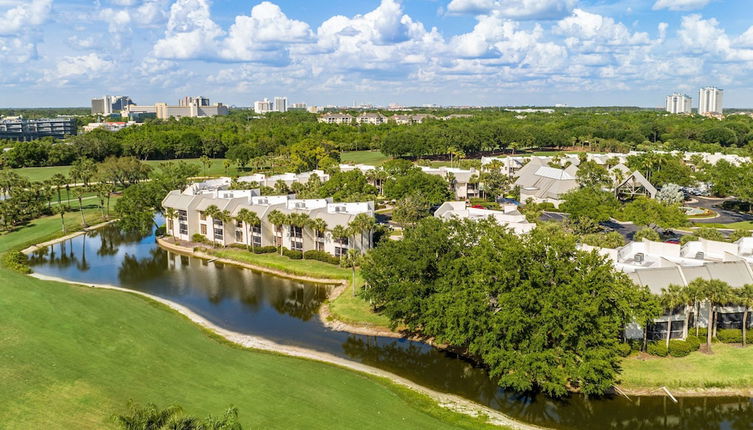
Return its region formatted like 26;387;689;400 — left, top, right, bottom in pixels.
434;201;535;234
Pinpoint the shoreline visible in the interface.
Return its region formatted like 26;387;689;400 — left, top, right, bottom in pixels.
20;220;118;254
28;272;544;430
24;230;753;400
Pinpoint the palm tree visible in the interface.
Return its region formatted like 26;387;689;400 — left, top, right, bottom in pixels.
164;207;178;240
54;205;67;234
697;279;734;353
685;281;704;337
310;218;328;251
267;210;288;255
660;284;685;348
737;284;753;347
94;183;112;219
344;248;360;297
236;208;261;252
203;205;222;245
331;224;349;255
51;173;67;207
349;213;377;254
288;212;311;258
73;186;89;227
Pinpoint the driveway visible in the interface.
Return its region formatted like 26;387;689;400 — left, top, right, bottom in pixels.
686;197;753;225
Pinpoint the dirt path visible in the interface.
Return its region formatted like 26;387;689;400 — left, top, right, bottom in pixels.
29;272;546;430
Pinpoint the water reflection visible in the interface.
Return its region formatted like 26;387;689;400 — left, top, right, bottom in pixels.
26;224;753;430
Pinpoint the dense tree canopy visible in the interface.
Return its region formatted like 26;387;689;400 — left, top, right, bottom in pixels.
361;219;648;397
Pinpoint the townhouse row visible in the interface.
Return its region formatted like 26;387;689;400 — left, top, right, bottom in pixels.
163;183;375;257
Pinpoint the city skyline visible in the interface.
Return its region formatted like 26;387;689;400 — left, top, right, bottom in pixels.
3;0;753;108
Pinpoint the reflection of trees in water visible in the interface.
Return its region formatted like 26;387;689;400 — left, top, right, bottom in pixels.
264;282;328;321
28;239;81;270
341;336;753;430
118;248;168;283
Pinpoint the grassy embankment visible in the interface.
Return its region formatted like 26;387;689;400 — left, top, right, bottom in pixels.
340;150;390;166
210;248;391;328
620;344;753;390
0;195;500;429
691;221;753;230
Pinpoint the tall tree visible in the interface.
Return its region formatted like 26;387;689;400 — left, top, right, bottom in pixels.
267;210;288;255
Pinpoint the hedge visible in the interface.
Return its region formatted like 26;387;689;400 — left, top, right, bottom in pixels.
647;342;668;357
616;342;632;357
685;335;701;351
192;234;207;244
282;249;303;260
304;250;341;265
252;246;277;254
1;251;31;274
717;329;743;343
668;339;692;357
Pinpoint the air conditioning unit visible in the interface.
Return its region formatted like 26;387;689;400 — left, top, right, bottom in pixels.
634;253;644;263
335;206;344;213
695;252;705;260
296;202;305;209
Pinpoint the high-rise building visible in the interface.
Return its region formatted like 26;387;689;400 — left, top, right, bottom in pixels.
274;97;288;113
91;96;135;115
290;102;307;110
698;87;723;115
253;98;273;114
665;93;692;114
179;96;210;107
0;117;77;141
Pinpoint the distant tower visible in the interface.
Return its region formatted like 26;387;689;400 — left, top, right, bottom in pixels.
698;87;723;115
665;93;692;114
273;97;288;113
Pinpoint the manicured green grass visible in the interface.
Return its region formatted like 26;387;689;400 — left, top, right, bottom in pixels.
0;214;500;429
620;344;753;389
210;248;392;327
692;221;753;230
12;158;251;183
340;150;390;166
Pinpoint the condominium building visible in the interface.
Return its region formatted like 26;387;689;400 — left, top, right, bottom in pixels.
698;87;723;115
162;179;375;256
434;201;535;234
122;100;228;120
82;121;139;133
0;117;77;141
318;113;354;124
91;95;135;115
237;170;330;188
356;113;388;125
274;97;288;113
665;93;692;114
179;96;210;107
420;166;480;200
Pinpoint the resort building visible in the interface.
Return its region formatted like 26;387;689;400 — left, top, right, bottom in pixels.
513;158;579;207
582;238;753;340
434;201;535;234
237;170;330;188
162;179;375;256
356;113;388;125
318;113;354;124
420;166;480;200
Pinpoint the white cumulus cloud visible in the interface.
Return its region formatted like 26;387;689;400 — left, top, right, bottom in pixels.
447;0;576;20
652;0;711;11
0;0;52;35
152;0;224;60
44;53;115;83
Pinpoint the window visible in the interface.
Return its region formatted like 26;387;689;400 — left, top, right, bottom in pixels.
178;210;187;222
316;241;324;252
214;219;223;227
252;236;261;247
167;219;173;231
316;230;325;239
335;237;349;246
200;224;207;235
200;212;206;221
235;230;243;242
335;246;347;257
179;223;188;235
236;220;243;228
214;228;223;241
292;241;303;251
252;225;261;234
291;226;303;238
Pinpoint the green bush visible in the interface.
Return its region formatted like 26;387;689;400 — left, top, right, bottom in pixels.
282;249;303;260
717;329;743;343
581;232;625;249
252;246;277;254
616;342;632;357
696;327;708;338
192;234;207;244
633;228;660;242
685;335;701;351
628;339;643;353
647;342;668;357
680;234;699;245
1;251;31;274
303;250;340;265
668;339;692;357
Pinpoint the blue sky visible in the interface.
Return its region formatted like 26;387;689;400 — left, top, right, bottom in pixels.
2;0;753;108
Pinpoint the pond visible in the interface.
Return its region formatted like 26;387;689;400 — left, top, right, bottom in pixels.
27;223;753;430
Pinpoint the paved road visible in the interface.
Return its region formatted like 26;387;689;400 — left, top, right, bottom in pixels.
685;196;753;225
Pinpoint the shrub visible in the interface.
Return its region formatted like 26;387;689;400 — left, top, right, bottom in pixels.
696;327;708;338
717;329;743;344
1;251;31;274
647;342;668;357
581;232;625;249
668;339;692;357
304;250;340;265
616;342;632;357
695;227;725;242
155;226;166;236
680;234;698;245
633;228;660;242
229;243;247;250
282;249;302;260
253;246;277;254
685;335;701;351
192;233;207;244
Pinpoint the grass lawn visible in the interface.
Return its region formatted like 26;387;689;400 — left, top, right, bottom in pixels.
210;248;392;328
620;344;753;389
12;158;252;183
340;150;390;166
0;212;500;429
692;221;753;230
